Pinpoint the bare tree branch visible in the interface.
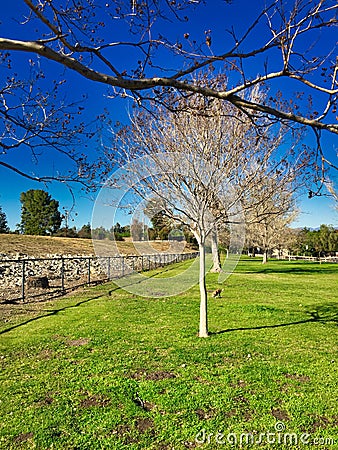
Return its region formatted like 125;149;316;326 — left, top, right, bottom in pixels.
0;1;336;135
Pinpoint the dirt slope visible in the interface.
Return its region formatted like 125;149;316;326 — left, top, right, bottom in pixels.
0;234;188;257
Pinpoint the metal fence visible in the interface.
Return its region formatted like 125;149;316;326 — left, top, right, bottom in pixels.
278;255;338;263
0;252;198;304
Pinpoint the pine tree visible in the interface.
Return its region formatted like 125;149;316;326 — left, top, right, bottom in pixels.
19;189;61;235
0;206;9;233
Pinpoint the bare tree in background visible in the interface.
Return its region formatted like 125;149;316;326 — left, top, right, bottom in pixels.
0;0;336;185
248;210;299;263
244;169;306;263
210;226;222;273
276;226;301;257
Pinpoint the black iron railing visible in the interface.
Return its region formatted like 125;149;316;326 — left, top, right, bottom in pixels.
0;252;198;303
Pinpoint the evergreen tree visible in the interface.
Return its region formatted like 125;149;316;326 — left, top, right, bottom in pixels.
54;226;78;238
0;206;9;233
151;211;172;240
19;189;61;235
91;226;107;240
78;223;92;239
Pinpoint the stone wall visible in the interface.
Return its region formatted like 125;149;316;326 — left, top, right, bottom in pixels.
0;252;197;302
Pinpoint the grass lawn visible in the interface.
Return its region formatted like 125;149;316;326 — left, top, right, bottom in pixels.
0;258;337;449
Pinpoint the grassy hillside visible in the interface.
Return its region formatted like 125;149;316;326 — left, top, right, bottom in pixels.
0;258;337;449
0;234;179;257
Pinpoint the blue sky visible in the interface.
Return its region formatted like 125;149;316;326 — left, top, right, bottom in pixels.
0;1;337;231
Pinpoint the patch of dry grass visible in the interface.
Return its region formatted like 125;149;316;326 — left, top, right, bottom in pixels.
0;233;193;257
0;234;95;256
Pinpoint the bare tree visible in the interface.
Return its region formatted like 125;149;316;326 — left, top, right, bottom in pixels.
210;226;222;273
0;0;337;182
276;226;301;257
0;69;103;186
108;86;310;336
248;210;299;263
244;170;305;263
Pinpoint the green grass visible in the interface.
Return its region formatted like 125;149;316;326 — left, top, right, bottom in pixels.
0;258;337;449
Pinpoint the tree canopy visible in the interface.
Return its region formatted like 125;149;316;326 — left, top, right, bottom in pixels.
296;224;338;255
103;84;313;336
0;0;337;187
0;206;9;234
19;189;62;235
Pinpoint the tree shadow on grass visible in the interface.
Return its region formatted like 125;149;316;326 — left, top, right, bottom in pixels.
0;264;184;336
0;291;110;336
237;260;338;275
257;266;337;275
211;303;338;335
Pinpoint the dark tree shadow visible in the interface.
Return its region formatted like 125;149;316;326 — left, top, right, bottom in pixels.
0;291;111;336
255;266;337;275
0;263;185;336
211;303;338;335
237;259;338;275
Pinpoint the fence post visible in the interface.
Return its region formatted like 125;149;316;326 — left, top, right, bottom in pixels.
122;256;125;277
141;255;144;272
61;257;65;293
21;260;26;303
88;258;91;284
107;257;111;280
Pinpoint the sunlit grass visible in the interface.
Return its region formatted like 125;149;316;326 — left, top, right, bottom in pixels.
0;258;337;449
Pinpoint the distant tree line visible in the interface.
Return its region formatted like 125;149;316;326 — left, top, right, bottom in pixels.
243;224;338;258
292;225;338;257
0;191;336;256
90;224;131;241
0;189;190;242
0;188;133;239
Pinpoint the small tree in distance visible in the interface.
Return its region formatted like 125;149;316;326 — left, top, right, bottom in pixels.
78;223;92;239
19;189;62;236
244;168;308;263
0;206;9;233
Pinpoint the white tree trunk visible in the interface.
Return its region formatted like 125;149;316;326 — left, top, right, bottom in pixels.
262;250;268;264
210;228;222;272
198;241;209;338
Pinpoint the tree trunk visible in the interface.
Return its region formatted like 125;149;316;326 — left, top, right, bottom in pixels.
210;228;222;272
198;241;208;338
262;250;268;264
